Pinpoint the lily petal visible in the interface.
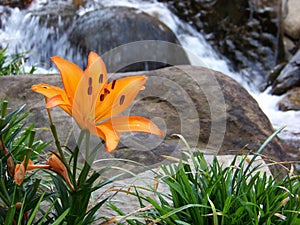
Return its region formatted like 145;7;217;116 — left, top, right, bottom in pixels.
47;95;72;116
95;76;147;121
103;116;163;136
31;84;68;100
31;84;72;116
95;116;163;152
73;52;108;121
51;56;83;99
95;123;120;153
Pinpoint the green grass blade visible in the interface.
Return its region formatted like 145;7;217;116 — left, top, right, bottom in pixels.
52;208;70;225
26;192;45;225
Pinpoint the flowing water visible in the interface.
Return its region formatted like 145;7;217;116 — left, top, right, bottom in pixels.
0;0;299;145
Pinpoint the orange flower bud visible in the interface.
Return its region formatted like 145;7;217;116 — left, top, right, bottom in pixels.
6;155;15;177
14;163;25;186
46;154;74;191
26;159;50;171
13;157;50;185
4;148;14;177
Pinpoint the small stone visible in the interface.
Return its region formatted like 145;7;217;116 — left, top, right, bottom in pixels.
278;87;300;111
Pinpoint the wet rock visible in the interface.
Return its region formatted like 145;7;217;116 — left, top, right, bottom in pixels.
262;62;286;91
19;2;79;66
278;87;300;111
29;1;77;31
271;49;300;95
252;0;281;10
68;7;190;72
0;66;286;173
158;0;284;83
0;0;32;9
283;0;300;39
283;36;298;60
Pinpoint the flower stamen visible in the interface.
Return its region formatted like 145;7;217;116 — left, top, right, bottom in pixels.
87;77;93;95
99;73;104;83
120;95;125;105
111;80;116;89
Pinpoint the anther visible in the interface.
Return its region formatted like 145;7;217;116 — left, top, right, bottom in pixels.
100;94;105;101
99;74;103;83
88;87;92;95
88;77;92;86
104;87;110;94
111;80;116;89
119;95;125;105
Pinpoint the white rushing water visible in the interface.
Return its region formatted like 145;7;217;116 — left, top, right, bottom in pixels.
0;0;299;143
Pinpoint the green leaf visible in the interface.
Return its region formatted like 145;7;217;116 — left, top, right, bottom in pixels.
27;192;46;225
52;208;70;225
4;186;17;225
82;197;109;225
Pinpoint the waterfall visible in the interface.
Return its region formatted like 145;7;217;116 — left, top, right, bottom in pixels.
0;0;299;143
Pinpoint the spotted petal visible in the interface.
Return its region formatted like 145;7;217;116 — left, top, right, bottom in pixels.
95;76;147;121
73;52;108;122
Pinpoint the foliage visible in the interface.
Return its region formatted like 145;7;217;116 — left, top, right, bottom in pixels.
0;46;299;224
0;47;36;76
0;100;51;224
108;132;300;225
0;98;121;224
1;100;299;224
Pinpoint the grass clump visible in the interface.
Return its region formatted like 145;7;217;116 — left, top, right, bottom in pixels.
108;132;300;225
0;46;36;75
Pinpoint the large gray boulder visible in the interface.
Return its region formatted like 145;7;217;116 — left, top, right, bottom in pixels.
68;7;190;72
0;66;286;172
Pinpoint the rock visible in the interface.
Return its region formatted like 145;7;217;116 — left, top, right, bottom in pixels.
283;0;300;39
278;87;300;111
262;62;286;91
283;36;297;60
252;0;281;10
158;0;284;82
0;66;287;174
0;0;33;9
29;1;77;30
16;2;79;67
68;7;190;72
271;49;300;95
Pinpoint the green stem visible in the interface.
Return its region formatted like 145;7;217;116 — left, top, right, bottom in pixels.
49;124;66;162
85;130;90;162
44;97;64;159
68;130;94;224
24;129;35;169
77;130;91;187
72;130;85;185
1;100;8;118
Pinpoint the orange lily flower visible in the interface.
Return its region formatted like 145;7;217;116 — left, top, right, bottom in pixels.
46;154;74;191
14;157;50;186
31;52;163;152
